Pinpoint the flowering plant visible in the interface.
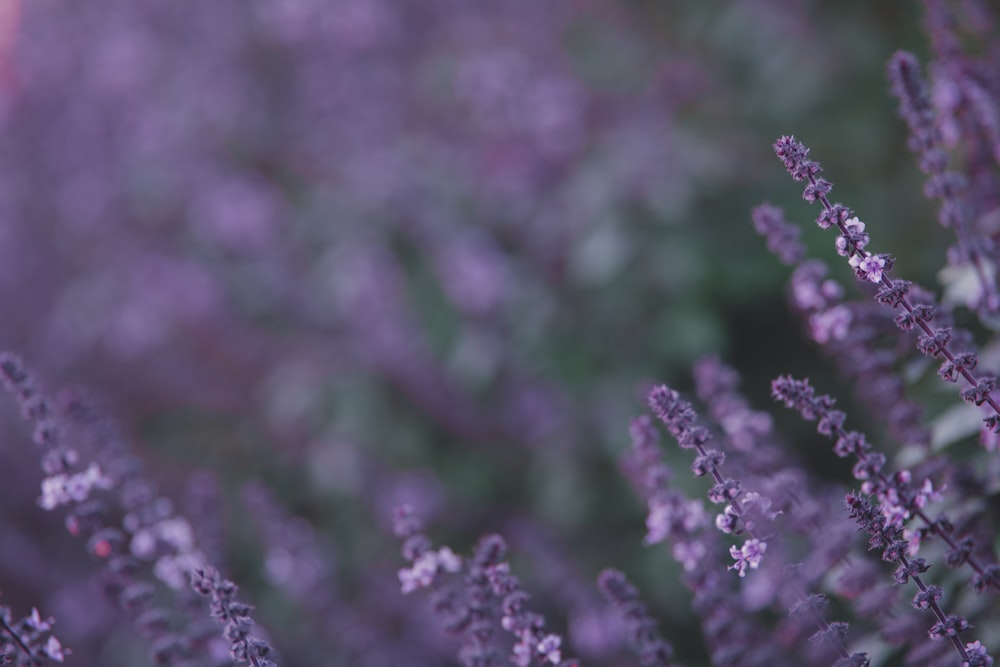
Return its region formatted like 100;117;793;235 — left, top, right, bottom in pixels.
0;1;998;667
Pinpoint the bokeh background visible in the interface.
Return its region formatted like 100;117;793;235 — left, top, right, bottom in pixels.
0;0;994;665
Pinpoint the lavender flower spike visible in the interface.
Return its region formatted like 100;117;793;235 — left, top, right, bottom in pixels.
476;534;577;667
772;135;1000;440
771;375;995;666
191;566;277;667
647;385;766;577
0;603;69;665
886;50;998;315
597;569;677;667
771;374;1000;592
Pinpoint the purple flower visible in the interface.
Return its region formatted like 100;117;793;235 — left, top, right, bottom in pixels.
928;615;970;641
769;137;1000;437
728;538;767;578
835;217;870;257
0;603;69;665
714;505;740;535
912;585;943;611
894;558;930;585
852;253;888;283
536;635;562;664
191;566;277;667
963;640;994;667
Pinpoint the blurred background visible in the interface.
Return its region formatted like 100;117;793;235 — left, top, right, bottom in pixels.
0;0;990;665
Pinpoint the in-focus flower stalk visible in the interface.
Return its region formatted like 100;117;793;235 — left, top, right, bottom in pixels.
772;134;1000;442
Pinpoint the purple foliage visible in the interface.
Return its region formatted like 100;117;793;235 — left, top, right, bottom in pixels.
0;2;999;667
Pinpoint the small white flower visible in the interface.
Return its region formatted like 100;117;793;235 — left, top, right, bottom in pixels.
742;538;767;564
714;504;739;534
537;634;562;664
398;551;440;594
39;474;70;510
729;538;767;577
38;464;112;511
903;527;923;556
412;552;438;583
836;217;868;256
27;608;51;632
43;636;66;662
156;517;194;550
436;546;462;573
914;478;943;508
398;567;419;594
858;253;887;283
881;502;908;529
